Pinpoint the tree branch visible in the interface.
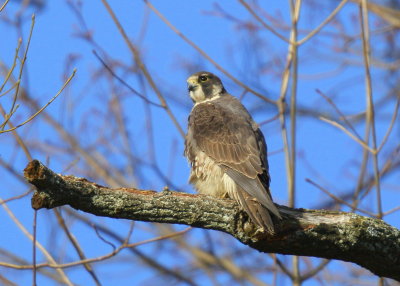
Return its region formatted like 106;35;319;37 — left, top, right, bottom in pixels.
24;160;400;281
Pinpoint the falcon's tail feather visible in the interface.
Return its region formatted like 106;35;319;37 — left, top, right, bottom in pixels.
225;169;281;220
235;187;276;234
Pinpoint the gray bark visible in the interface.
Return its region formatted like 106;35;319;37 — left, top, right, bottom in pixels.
24;160;400;281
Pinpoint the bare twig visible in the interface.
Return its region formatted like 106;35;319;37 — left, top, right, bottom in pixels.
319;116;375;153
377;96;399;153
0;69;76;134
360;0;382;218
306;178;375;216
101;0;185;137
32;210;37;286
92;50;163;108
238;0;291;44
0;197;73;286
0;0;10;12
144;0;276;105
0;225;191;270
3;15;35;129
297;0;348;45
54;209;102;286
316;89;361;139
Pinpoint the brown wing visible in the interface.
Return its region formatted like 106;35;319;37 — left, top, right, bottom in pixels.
190;102;262;176
189;100;281;228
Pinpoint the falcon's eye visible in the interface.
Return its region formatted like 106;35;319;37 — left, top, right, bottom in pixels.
199;75;208;82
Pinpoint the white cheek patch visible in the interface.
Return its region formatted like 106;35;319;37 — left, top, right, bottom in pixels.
189;86;205;102
211;84;222;97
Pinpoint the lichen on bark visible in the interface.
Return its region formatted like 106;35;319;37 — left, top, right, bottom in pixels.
24;160;400;281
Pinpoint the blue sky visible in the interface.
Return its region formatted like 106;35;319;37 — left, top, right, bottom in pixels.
1;0;399;285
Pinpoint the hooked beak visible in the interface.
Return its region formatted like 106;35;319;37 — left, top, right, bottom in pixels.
187;77;198;92
188;83;197;92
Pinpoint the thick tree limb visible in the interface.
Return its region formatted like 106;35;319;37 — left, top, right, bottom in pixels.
24;160;400;281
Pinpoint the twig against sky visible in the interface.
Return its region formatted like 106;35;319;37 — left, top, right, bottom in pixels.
0;69;76;134
360;0;382;219
92;50;164;108
0;197;74;286
101;0;185;138
145;0;276;105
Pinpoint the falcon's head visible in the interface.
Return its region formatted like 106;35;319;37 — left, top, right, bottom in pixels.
187;71;226;103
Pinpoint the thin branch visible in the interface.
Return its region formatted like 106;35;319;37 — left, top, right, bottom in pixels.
238;0;292;44
0;69;76;134
288;1;301;283
144;0;276;105
100;0;185;137
0;39;21;95
0;0;10;12
0;196;74;286
316;89;361;140
67;210;197;286
384;205;400;216
32;210;37;286
377;95;399;153
360;0;382;218
306;178;375;217
0;104;32;160
319;116;375;153
92;50;163;108
4;14;35;128
0;225;191;270
300;259;330;282
54;209;102;286
0;189;32;205
297;0;348;45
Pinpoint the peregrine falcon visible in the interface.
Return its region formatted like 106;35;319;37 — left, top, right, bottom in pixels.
184;71;281;233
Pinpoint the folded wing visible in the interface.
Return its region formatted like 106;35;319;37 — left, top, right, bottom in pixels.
189;100;281;232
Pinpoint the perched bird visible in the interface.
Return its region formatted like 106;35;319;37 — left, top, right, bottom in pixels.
184;71;281;233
